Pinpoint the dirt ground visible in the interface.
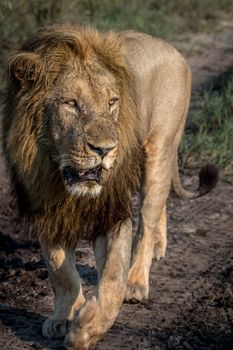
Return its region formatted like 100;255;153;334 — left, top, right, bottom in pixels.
0;27;233;350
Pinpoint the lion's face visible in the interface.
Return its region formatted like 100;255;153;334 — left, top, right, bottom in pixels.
45;61;120;198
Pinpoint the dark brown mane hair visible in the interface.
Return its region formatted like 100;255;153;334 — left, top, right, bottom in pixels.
2;24;143;247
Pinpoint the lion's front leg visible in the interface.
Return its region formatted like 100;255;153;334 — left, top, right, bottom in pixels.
126;140;173;303
65;219;132;350
40;242;85;339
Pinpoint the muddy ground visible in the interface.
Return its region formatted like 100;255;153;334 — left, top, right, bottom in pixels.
0;27;233;350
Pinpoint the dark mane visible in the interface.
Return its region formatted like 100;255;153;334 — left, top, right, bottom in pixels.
2;24;143;247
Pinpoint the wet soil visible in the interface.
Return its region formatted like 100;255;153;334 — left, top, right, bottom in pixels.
0;27;233;350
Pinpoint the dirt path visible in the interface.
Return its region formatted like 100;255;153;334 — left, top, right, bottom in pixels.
0;27;233;350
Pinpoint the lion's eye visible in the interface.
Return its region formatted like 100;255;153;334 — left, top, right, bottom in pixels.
109;98;119;108
67;100;76;106
64;100;80;112
65;100;76;107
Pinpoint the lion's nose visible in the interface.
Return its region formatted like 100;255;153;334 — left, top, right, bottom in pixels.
87;143;116;157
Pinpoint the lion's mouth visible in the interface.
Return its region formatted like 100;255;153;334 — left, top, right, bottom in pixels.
62;165;102;186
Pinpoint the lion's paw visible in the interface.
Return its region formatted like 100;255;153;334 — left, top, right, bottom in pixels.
42;318;70;339
125;283;149;303
65;298;97;350
65;330;93;350
65;297;107;350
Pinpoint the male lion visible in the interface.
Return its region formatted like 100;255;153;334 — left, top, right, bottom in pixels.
2;25;217;349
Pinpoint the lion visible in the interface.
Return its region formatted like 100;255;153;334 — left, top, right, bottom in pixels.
2;24;218;350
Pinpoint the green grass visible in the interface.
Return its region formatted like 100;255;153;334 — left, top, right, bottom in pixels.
181;70;233;182
1;0;233;45
87;0;233;39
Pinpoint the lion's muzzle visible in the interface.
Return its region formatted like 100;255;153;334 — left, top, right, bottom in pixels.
63;165;102;186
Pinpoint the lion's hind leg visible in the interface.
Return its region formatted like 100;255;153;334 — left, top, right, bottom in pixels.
93;235;108;280
40;243;85;339
153;205;167;260
125;205;167;302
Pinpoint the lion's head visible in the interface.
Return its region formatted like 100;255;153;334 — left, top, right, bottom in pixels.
37;44;122;198
2;25;142;244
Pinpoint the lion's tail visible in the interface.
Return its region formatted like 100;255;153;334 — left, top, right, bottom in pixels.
172;154;219;199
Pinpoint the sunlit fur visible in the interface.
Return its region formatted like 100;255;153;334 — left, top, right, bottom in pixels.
2;24;143;247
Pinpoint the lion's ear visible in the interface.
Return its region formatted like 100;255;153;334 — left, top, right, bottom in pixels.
9;52;43;82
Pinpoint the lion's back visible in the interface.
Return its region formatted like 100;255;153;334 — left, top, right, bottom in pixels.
121;30;192;138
